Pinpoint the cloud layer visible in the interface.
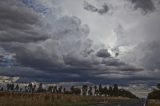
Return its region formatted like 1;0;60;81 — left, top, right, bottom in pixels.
0;0;159;86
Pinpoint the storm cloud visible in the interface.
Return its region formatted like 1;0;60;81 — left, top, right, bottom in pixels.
96;49;111;58
0;0;49;43
84;1;109;15
0;0;152;84
130;0;155;13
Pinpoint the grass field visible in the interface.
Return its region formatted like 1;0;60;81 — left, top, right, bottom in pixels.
0;92;131;106
147;99;160;106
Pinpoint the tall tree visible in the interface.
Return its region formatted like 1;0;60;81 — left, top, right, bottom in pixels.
70;86;75;94
98;84;103;95
82;85;88;96
15;84;19;91
94;86;98;96
37;83;43;92
157;83;160;90
103;86;108;96
88;87;93;96
48;86;53;92
7;84;10;91
108;86;113;96
28;83;33;92
10;84;14;91
63;88;66;93
113;84;119;96
33;84;36;92
58;86;62;93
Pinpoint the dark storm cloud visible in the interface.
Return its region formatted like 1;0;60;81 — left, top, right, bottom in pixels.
96;49;111;58
130;0;155;13
119;65;143;72
102;58;125;66
0;0;49;43
0;0;143;82
84;1;98;12
1;43;63;71
98;4;109;15
84;1;109;15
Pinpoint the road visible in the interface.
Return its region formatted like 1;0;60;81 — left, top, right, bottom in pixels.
92;99;146;106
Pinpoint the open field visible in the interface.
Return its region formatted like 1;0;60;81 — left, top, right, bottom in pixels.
0;92;131;106
147;99;160;106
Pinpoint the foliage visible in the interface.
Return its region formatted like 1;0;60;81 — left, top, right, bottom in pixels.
148;90;160;100
148;83;160;100
0;83;138;99
0;92;116;106
157;83;160;90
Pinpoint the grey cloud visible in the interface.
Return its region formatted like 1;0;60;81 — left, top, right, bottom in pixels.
115;15;160;72
96;49;111;58
1;43;62;71
119;65;143;72
81;49;94;57
135;41;160;70
63;51;99;69
0;0;49;43
130;0;155;14
0;0;144;83
84;1;109;15
102;58;125;66
98;4;109;15
84;1;98;12
50;16;90;40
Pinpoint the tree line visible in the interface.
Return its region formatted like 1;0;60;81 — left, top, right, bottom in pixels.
148;83;160;100
0;83;138;99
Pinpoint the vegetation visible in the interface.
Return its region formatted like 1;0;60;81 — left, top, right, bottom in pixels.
0;83;138;106
0;92;91;106
148;83;160;100
0;83;138;99
147;83;160;106
0;92;132;106
147;99;160;106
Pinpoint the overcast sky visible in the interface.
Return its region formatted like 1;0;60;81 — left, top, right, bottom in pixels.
0;0;160;96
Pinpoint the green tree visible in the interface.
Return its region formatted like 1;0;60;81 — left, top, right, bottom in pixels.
15;84;19;91
103;86;108;96
108;86;113;96
28;83;33;92
10;84;14;91
37;83;43;92
33;84;36;92
113;84;119;96
63;88;66;93
48;86;53;92
7;84;10;91
98;84;103;95
94;86;98;96
58;86;62;93
88;87;93;96
157;83;160;90
70;86;75;94
82;85;88;96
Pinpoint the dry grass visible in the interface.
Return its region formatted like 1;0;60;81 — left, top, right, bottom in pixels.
0;92;130;106
147;99;160;106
